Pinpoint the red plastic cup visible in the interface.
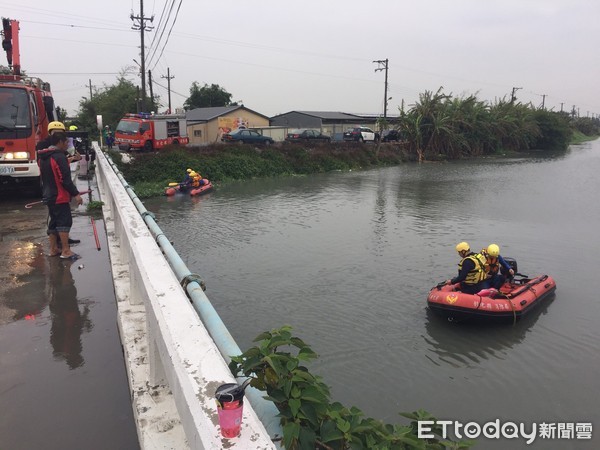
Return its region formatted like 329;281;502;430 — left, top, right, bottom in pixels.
215;383;245;438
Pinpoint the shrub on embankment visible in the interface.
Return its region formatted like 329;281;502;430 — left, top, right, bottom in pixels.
394;88;591;160
109;142;408;197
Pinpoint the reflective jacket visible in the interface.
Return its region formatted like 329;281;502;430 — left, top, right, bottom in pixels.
481;250;500;275
458;253;487;285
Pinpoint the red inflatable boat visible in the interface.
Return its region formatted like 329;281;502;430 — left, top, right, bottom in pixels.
427;274;556;322
165;180;213;197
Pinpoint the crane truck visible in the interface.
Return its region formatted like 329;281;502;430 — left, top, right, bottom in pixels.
0;18;58;191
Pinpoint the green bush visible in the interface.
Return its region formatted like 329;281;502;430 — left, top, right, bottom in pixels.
530;110;572;150
111;144;403;196
230;326;473;450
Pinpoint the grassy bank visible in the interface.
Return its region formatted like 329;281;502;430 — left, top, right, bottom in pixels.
109;142;410;198
570;130;599;144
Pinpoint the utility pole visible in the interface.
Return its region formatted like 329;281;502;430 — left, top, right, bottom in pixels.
136;86;141;113
560;102;564;113
541;94;546;110
161;67;174;113
130;0;153;112
373;59;389;124
511;87;522;103
148;70;154;109
86;79;94;100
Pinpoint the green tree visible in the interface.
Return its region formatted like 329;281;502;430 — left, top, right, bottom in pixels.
75;74;160;134
183;82;232;110
56;106;68;123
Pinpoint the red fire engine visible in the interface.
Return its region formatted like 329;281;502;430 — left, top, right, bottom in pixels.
0;18;57;190
115;112;189;151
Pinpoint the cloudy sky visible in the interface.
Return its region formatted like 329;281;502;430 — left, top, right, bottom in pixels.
4;1;599;118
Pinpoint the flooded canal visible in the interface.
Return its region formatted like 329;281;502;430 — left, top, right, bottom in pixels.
144;139;600;449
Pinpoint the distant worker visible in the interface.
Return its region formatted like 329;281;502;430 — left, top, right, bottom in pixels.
102;125;111;147
106;131;114;149
181;168;194;188
445;242;489;294
481;243;514;289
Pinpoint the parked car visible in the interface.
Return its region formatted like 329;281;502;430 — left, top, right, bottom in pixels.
381;129;402;142
221;129;274;145
343;127;380;143
285;129;331;143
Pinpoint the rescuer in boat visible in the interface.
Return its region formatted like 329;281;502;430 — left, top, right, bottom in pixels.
481;243;514;289
444;242;489;294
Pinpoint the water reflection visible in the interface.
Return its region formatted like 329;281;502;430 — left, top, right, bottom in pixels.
47;259;92;369
423;295;555;368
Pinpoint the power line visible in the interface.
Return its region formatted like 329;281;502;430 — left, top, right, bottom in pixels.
152;78;186;98
20;19;133;32
148;0;183;71
146;0;173;59
29;72;121;75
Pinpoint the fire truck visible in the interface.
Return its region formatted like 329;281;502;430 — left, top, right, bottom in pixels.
0;18;57;190
115;113;189;151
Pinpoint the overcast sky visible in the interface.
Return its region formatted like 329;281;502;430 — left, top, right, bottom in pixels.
4;1;599;118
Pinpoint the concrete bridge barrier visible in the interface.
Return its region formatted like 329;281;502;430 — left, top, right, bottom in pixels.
94;144;278;449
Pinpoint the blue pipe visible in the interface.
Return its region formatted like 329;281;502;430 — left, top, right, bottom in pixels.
102;152;282;442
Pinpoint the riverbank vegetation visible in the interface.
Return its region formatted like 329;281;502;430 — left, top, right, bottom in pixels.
392;88;598;160
230;326;472;449
108;89;598;198
108;142;405;198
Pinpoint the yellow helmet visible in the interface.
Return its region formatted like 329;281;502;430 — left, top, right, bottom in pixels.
48;121;66;133
487;244;500;257
187;168;193;173
69;125;78;131
456;242;470;253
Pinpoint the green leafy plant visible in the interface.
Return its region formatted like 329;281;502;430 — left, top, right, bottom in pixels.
86;200;104;212
229;326;473;449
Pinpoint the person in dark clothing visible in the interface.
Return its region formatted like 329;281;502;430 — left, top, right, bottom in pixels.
38;132;83;259
445;241;490;294
37;122;81;245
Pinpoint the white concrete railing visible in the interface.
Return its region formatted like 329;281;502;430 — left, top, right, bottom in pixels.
94;145;276;450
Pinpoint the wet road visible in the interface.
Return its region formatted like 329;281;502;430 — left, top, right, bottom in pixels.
0;180;139;450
